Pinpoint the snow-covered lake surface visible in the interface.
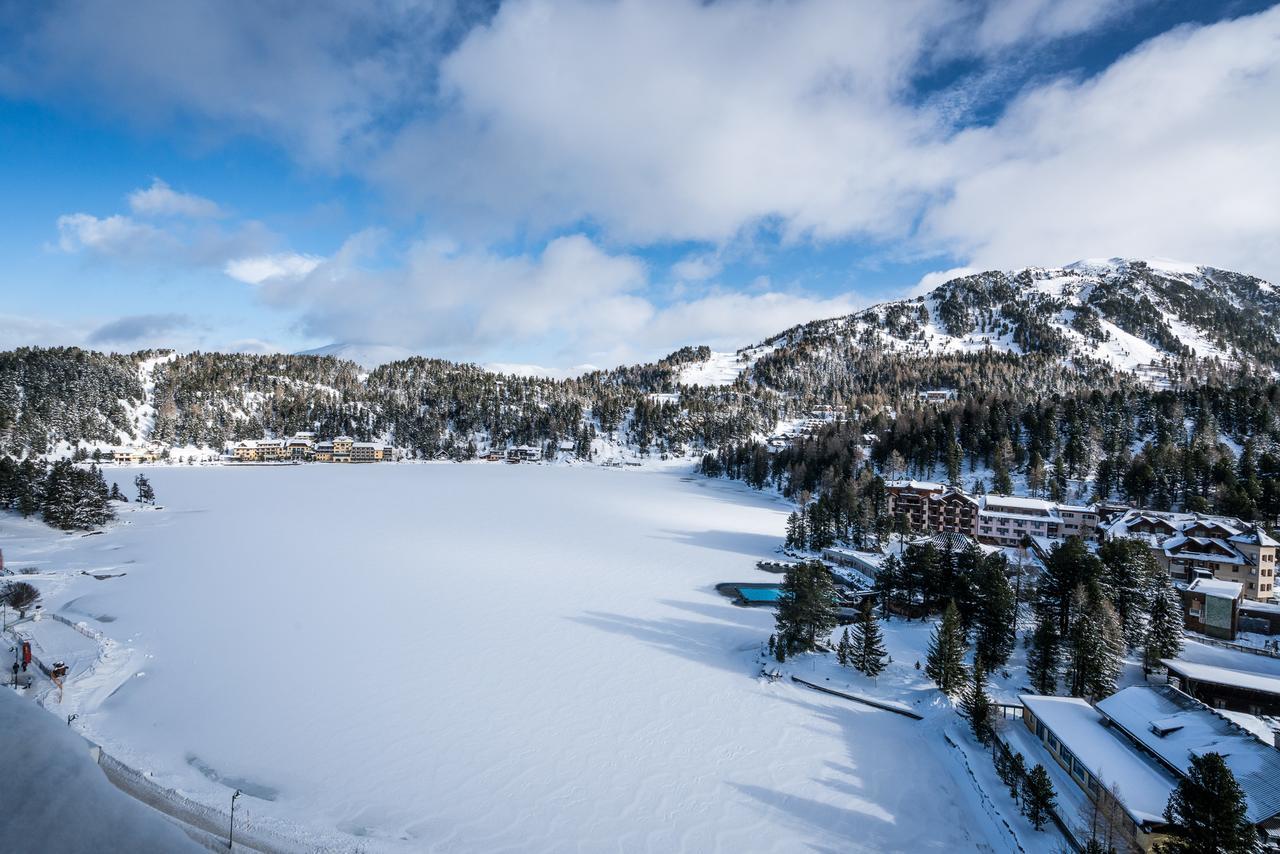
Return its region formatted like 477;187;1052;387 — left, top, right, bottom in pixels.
2;465;1007;852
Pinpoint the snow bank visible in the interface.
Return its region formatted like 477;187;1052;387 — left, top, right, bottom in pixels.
0;687;201;853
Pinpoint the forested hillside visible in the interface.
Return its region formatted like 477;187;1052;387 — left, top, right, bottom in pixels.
3;260;1279;515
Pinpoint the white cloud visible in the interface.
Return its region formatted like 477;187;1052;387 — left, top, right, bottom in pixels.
671;253;723;283
924;5;1280;279
375;0;959;244
909;266;978;297
128;178;224;219
248;230;867;368
224;252;323;285
974;0;1140;51
56;213;171;257
55;180;280;267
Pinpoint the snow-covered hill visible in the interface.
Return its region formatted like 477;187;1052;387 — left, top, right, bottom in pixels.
738;258;1280;388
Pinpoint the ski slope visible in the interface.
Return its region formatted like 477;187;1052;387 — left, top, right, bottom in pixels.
2;465;1011;852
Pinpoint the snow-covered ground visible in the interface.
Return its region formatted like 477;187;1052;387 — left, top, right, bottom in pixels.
1;465;1016;852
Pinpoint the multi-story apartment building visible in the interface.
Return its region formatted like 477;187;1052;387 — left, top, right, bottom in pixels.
885;480;979;535
352;442;391;462
229;433;392;464
973;495;1100;547
1104;510;1278;603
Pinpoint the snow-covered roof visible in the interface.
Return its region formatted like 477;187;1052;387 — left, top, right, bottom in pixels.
1019;694;1175;826
1163;659;1280;697
1230;526;1280;548
979;494;1058;513
1186;577;1244;599
1163;537;1246;565
908;532;997;555
1096;685;1280;825
884;479;944;492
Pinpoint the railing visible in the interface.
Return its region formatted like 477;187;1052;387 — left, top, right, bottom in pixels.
991;732;1084;852
789;676;924;719
1184;631;1280;659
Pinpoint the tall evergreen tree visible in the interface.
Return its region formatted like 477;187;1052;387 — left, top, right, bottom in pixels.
1144;571;1184;674
961;659;993;744
135;473;156;505
850;600;887;677
973;552;1016;668
925;600;968;695
1027;606;1060;695
873;553;902;615
1023;764;1057;832
836;627;852;667
1068;587;1124;701
774;562;839;655
1158;753;1258;854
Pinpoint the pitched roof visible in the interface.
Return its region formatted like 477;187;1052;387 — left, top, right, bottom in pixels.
1187;577;1244;599
1019;694;1176;826
1162;658;1280;697
1096;685;1280;825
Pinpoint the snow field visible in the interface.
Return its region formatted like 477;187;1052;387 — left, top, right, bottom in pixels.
3;465;1013;852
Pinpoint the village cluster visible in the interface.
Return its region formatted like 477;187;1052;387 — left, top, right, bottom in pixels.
750;478;1280;851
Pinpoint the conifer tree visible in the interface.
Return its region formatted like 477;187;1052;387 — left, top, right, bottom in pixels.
1023;764;1057;831
961;659;993;744
1006;752;1026;804
1027;607;1060;695
925;600;968;694
836;627;852;667
1158;753;1257;854
850;600;887;677
774;562;838;655
1068;587;1124;701
1144;572;1184;674
973;552;1016;668
134;473;156;505
873;553;902;615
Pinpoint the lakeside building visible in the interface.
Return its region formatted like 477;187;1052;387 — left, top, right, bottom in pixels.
230;433;393;463
1017;685;1280;851
975;494;1099;547
111;447;163;464
1105;510;1278;603
884;481;1098;546
884;480;979;535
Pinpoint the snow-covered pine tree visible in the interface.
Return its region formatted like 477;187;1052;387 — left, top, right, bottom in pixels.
1068;586;1124;701
850;600;887;677
925;600;968;695
973;551;1016;669
774;562;839;655
1144;571;1184;674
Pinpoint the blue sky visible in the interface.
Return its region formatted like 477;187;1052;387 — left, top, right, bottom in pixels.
0;0;1277;373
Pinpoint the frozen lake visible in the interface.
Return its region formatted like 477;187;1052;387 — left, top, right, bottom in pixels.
4;464;1005;852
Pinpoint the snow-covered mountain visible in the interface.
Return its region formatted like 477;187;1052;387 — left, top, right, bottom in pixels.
4;257;1278;456
738;258;1280;390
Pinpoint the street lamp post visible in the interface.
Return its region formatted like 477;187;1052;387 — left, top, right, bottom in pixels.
228;789;242;850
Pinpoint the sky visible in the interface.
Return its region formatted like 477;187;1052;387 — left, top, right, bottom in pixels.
0;0;1277;374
